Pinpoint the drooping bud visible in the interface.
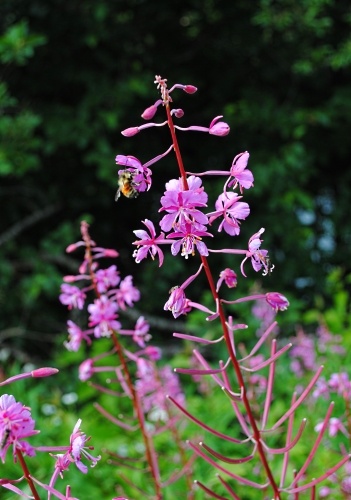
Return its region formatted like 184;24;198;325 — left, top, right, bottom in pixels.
183;85;197;94
265;292;290;311
142;105;157;120
172;108;184;118
141;99;163;120
209;116;230;136
121;127;140;137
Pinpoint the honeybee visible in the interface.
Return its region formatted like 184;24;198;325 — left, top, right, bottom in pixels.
115;170;139;201
0;428;10;449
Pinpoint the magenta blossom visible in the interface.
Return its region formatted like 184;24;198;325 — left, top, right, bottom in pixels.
135;360;185;421
315;417;348;438
164;286;191;318
216;268;237;292
115;146;173;195
228;151;254;193
168;221;212;259
265;292;289;311
78;359;94;382
95;265;120;293
174;115;230;136
59;284;86;310
115;275;140;310
68;419;100;473
116;155;152;194
133;219;167;267
0;394;38;463
240;228;273;277
208;115;230;136
133;316;151;347
87;295;121;337
208;192;250;236
49;419;100;495
64;320;92;352
159;175;208;232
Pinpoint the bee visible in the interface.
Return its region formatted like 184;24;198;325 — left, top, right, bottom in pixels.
0;428;10;449
115;170;139;201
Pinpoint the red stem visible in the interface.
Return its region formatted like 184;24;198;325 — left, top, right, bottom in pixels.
84;233;163;499
16;449;41;500
165;101;282;499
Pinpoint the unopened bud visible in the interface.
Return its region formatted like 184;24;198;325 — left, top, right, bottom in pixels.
141;105;158;120
183;85;197;94
173;108;184;118
32;367;59;378
121;127;139;137
209;122;230;136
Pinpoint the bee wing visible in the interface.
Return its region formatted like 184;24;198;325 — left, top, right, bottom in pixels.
115;188;121;201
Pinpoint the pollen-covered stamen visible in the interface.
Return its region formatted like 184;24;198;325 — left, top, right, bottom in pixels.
259;253;274;276
181;234;202;259
154;75;172;104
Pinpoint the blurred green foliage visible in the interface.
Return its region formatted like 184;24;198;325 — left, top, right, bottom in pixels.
2;277;351;499
0;1;350;359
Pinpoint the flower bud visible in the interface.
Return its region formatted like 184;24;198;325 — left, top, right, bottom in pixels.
183;85;197;94
31;367;59;378
265;292;289;311
172;108;184;118
209;120;230;136
121;127;139;137
141;104;158;120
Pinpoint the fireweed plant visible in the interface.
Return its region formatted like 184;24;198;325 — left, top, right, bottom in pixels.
113;75;350;498
1;76;350;500
0;368;102;499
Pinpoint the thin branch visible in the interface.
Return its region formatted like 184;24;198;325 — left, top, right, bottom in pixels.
0;203;61;246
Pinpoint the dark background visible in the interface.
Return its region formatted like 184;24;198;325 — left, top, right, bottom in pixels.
1;0;351;359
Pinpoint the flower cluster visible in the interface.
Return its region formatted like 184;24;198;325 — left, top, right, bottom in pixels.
111;75;350;499
0;394;37;463
59;221;142;349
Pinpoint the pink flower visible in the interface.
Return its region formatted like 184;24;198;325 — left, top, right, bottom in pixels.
208;115;230;136
228;151;254;192
164;286;191;318
159;175;208;232
79;359;94;381
240;228;273;276
59;284;86;310
208;192;250;236
168;221;212;259
328;372;351;395
88;295;121;337
95;265;120;293
0;394;37;463
50;419;100;493
216;268;237;291
69;419;100;473
64;320;92;352
144;346;162;361
315;417;348;437
133;219;166;267
135;361;185;421
115;275;140;310
174;115;230;136
133;316;151;347
116;155;152;194
265;292;289;311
